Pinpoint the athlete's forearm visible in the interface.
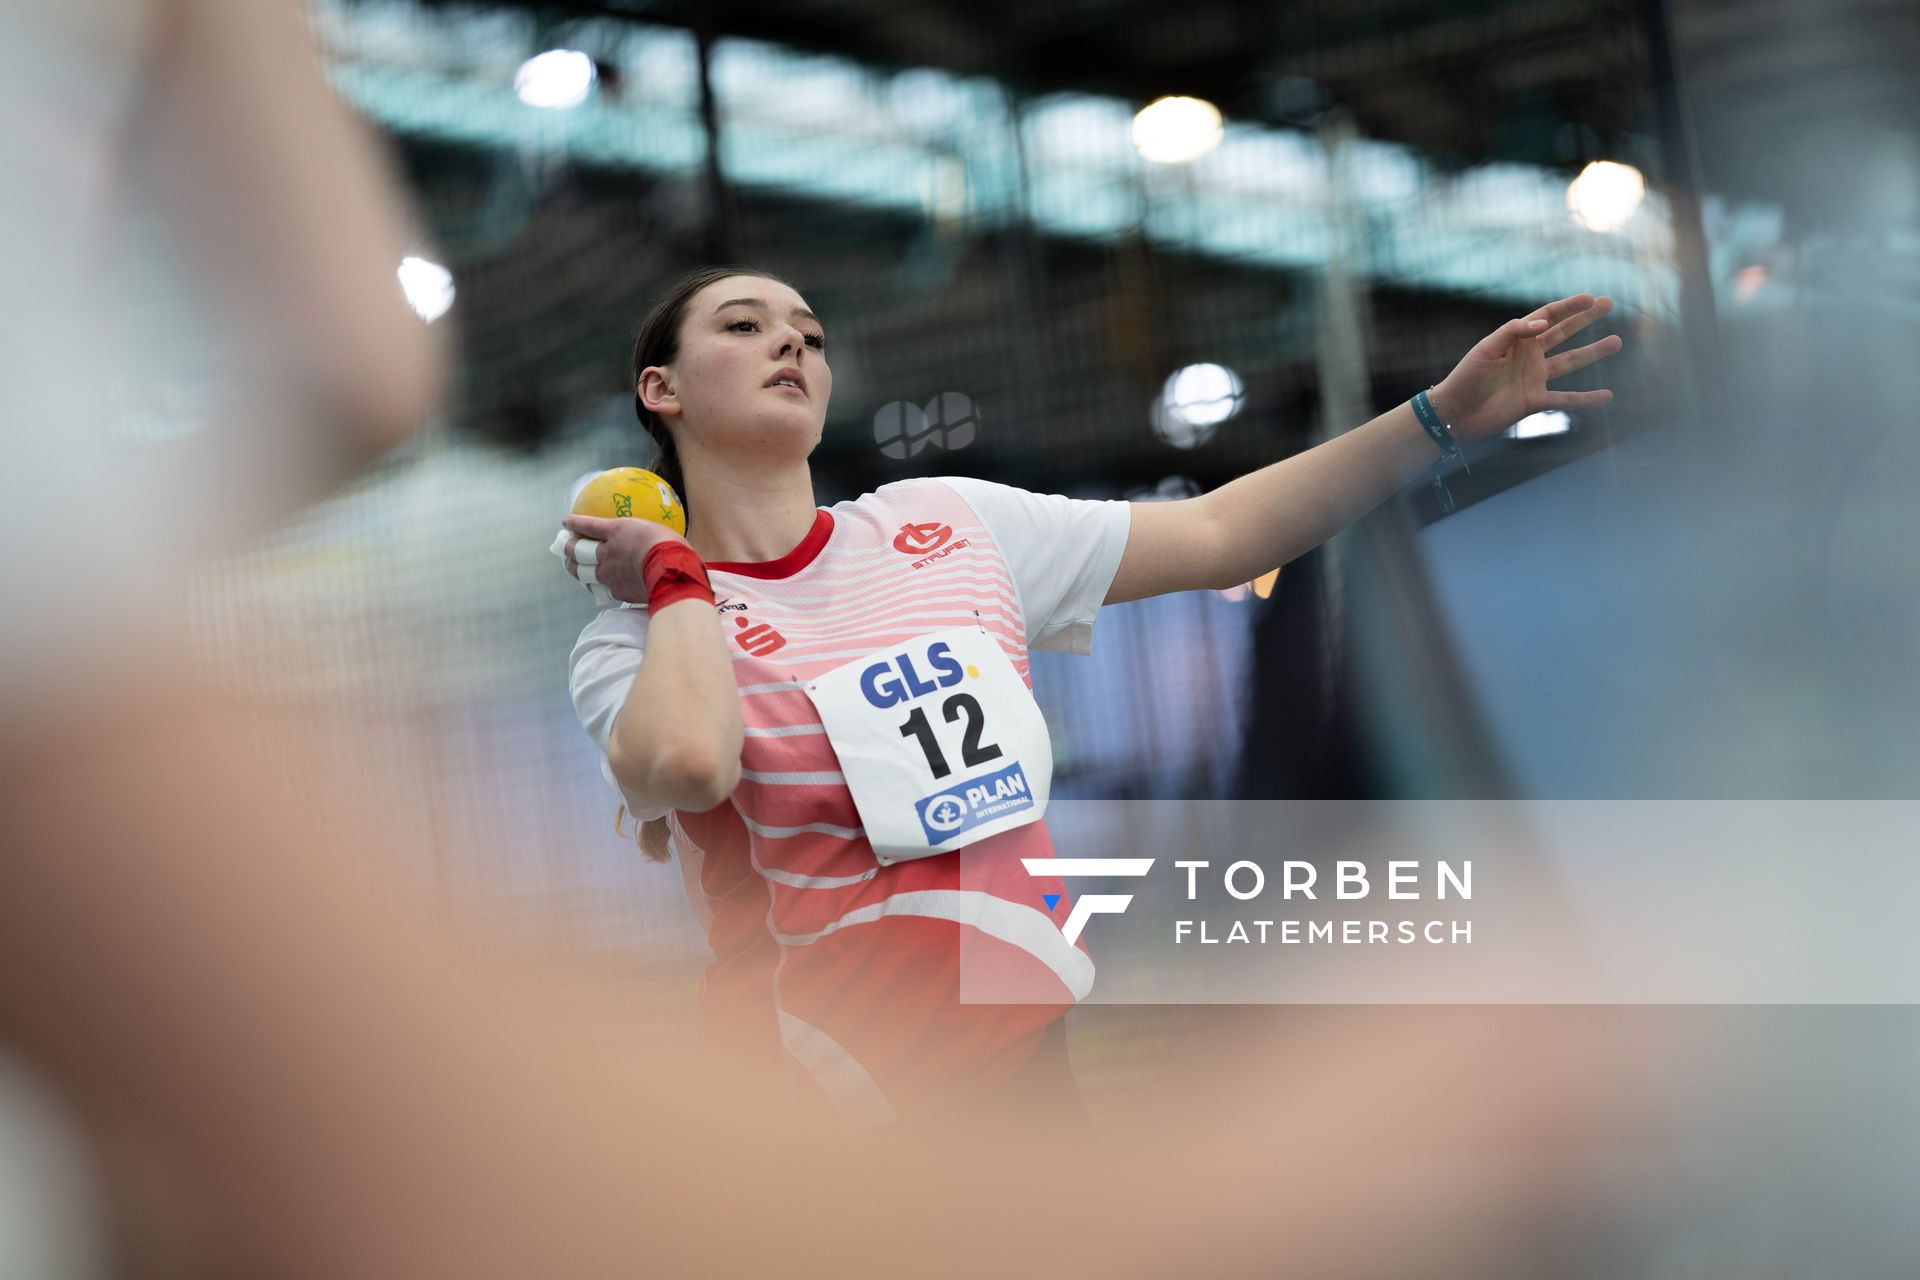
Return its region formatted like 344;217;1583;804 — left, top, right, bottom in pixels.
1199;400;1445;584
608;601;744;811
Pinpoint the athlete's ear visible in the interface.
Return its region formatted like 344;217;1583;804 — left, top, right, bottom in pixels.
638;366;680;418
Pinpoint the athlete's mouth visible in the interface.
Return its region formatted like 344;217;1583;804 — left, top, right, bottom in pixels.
765;366;807;396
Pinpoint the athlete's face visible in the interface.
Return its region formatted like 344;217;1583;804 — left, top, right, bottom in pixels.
641;275;831;458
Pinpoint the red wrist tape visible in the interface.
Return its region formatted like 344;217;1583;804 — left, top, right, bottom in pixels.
640;541;714;613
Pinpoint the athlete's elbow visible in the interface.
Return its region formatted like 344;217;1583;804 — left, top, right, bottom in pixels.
645;742;739;813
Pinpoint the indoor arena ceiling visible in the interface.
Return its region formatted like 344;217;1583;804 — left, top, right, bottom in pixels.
349;0;1911;472
406;0;1920;216
420;0;1654;166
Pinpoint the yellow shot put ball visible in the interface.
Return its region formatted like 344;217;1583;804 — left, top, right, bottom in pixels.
571;467;686;535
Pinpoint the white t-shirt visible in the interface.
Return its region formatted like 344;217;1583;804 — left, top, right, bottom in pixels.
569;476;1133;821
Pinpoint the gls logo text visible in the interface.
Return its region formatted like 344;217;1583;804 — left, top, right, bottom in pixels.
1021;858;1156;945
858;641;963;708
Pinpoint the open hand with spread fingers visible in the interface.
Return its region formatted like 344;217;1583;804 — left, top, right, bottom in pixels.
1427;294;1624;443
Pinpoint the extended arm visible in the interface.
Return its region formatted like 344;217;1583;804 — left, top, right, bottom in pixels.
1106;294;1621;604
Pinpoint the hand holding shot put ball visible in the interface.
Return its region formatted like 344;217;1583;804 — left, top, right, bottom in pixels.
559;467;693;606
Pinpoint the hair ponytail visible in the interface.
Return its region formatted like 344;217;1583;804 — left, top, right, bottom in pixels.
637;816;672;863
642;430;687;530
616;804;675;864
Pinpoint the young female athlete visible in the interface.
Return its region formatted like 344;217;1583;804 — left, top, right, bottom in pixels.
558;265;1621;1123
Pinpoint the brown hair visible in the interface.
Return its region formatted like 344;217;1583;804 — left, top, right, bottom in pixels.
626;265;792;863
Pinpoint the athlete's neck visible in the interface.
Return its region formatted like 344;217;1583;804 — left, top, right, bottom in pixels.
679;456;819;565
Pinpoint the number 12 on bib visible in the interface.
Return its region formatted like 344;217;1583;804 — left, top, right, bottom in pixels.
805;626;1054;865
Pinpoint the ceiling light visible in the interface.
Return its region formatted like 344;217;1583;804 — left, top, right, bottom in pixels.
1509;410;1573;439
1566;160;1646;234
1131;96;1224;165
515;50;596;109
1151;362;1243;448
397;256;454;323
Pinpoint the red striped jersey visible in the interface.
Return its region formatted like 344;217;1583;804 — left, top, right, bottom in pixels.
569;476;1131;1121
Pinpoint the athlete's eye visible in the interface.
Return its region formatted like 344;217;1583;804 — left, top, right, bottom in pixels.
804;332;826;351
726;318;759;333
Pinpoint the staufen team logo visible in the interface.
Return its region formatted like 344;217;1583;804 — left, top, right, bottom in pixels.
892;520;952;555
893;519;972;569
1022;858;1156;945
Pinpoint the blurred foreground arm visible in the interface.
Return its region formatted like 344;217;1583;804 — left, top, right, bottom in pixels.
141;0;446;534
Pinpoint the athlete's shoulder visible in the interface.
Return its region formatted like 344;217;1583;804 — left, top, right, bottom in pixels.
840;476;963;508
844;474;1015;515
572;601;648;654
822;477;974;533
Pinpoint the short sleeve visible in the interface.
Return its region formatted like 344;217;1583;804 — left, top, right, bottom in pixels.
569;606;673;821
931;476;1133;656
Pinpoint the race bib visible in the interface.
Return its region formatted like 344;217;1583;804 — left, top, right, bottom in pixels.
805;626;1052;865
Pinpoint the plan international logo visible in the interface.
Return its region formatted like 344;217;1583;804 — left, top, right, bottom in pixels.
918;762;1035;844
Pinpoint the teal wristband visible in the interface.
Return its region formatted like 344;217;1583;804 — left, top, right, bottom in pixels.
1411;387;1470;515
1411;388;1457;454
